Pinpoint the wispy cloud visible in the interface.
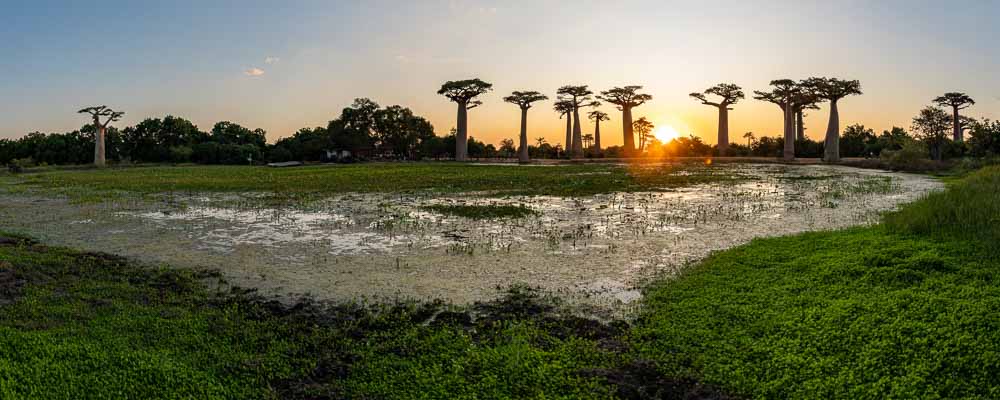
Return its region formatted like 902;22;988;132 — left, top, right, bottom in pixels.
244;67;265;77
264;56;279;64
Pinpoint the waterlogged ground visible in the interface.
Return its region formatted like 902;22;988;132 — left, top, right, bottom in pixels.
0;164;941;315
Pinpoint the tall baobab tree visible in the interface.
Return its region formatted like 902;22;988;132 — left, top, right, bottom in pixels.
556;85;599;158
503;91;549;163
554;100;574;157
802;77;863;162
633;117;655;153
933;92;975;142
689;83;744;155
789;88;820;142
587;110;609;153
78;106;125;167
598;86;652;157
743;131;755;148
437;79;493;161
753;79;799;160
582;134;594;149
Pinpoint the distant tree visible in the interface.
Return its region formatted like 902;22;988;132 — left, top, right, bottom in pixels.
753;80;799;160
78;106;124;166
690;83;744;155
437;79;493;161
587;110;610;153
933;93;975;142
499;138;516;158
535;137;547;147
598;86;653;157
911;106;952;161
802;77;863;162
967;119;1000;157
743;131;755;148
556;85;600;158
582;134;594;149
789;87;821;142
840;124;876;157
553;100;575;157
633;117;655;153
373;105;435;159
503;91;548;163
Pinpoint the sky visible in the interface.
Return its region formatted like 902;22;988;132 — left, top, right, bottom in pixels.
2;0;999;147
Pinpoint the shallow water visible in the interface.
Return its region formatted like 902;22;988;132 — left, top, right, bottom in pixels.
0;164;942;316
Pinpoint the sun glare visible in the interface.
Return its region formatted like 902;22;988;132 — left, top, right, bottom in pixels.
654;125;682;143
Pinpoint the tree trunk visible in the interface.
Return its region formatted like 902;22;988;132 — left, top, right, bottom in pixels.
94;124;107;167
622;106;635;157
594;120;602;153
717;105;729;156
823;100;840;162
455;102;468;161
518;108;529;163
796;110;805;142
571;107;583;158
783;104;795;160
564;113;572;158
952;106;962;142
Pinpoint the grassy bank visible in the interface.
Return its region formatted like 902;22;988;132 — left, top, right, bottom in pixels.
1;166;998;398
4;162;749;199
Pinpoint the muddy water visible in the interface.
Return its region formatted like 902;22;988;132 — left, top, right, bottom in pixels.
0;164;941;316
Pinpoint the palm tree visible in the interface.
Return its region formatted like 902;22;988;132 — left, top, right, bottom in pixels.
802;77;863;162
743;131;755;148
753;79;799;160
553;100;574;158
437;79;493;161
598;86;653;157
633;117;655;153
587;110;609;153
556;85;600;158
503;91;549;163
933;93;975;142
690;83;744;155
78;106;124;167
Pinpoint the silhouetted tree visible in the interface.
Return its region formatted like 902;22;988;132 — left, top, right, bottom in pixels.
753;80;798;160
912;106;952;161
587;110;609;153
743;131;755;148
582;134;594;149
633;117;654;153
802;77;863;162
438;79;492;161
78;106;124;166
690;83;744;155
556;85;599;158
598;86;652;157
933;92;975;142
535;137;547;147
503;91;548;163
554;100;574;156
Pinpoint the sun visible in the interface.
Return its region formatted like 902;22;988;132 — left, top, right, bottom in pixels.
654;125;682;143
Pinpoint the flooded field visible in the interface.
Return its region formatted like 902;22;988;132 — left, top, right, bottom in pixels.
0;163;941;315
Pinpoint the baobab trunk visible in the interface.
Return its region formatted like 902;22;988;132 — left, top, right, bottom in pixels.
824;100;840;162
783;104;795;160
571;108;583;158
594;120;602;152
951;106;963;142
622;107;635;157
94;125;107;167
717;106;729;155
518;108;529;163
796;111;805;142
564;114;572;158
455;102;468;161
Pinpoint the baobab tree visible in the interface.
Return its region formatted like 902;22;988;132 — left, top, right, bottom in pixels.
933;92;975;142
743;131;755;148
753;79;799;160
535;137;547;147
802;77;863;162
556;85;599;158
598;86;653;157
554;100;574;157
78;106;125;166
437;79;493;161
689;83;744;155
633;117;655;153
587;110;609;153
582;134;594;149
790;89;821;142
503;91;549;163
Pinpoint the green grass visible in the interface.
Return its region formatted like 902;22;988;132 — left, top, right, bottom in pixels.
2;166;999;398
421;203;539;220
4;162;750;200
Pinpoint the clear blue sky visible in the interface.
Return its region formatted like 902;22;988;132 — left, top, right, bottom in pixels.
3;0;998;146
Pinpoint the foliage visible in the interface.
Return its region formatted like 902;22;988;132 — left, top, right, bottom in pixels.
912;106;953;160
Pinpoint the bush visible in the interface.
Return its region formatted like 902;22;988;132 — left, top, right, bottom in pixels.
880;140;936;171
169;146;193;163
